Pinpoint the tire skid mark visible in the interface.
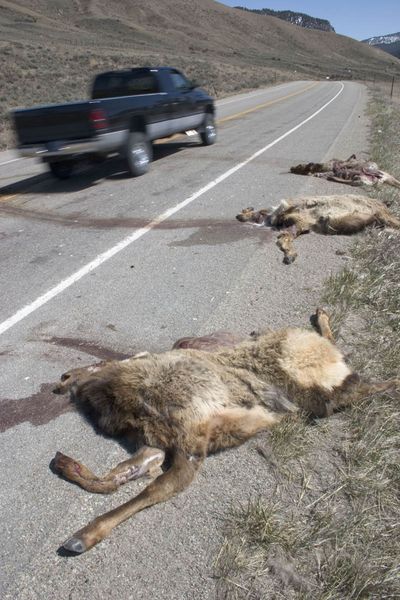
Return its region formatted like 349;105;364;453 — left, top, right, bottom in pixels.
47;336;132;361
0;204;268;236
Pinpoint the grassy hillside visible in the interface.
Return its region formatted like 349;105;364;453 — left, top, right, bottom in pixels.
1;0;400;147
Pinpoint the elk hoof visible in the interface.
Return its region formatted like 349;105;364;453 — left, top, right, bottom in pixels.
63;536;86;554
53;452;81;478
283;255;296;264
53;451;69;469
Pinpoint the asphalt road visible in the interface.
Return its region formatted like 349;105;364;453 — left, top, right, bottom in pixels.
0;80;369;599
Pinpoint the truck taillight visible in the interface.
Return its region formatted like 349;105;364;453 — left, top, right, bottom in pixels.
89;108;108;131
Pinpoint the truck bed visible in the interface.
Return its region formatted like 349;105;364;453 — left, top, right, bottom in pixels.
13;101;95;145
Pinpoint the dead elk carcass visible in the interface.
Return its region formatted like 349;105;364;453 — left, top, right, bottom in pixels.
52;309;399;553
236;194;400;264
290;155;400;188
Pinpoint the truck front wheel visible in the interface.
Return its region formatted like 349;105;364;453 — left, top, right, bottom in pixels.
126;132;152;177
48;160;74;180
199;113;217;146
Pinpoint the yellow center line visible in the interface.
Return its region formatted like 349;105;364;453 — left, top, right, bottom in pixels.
154;81;318;144
217;81;318;124
0;193;18;202
0;82;320;202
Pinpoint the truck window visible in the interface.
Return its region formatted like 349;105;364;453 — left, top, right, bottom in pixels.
92;71;159;99
169;70;191;92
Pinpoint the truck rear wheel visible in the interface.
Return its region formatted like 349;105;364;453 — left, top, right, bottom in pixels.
126;132;152;177
199;113;217;146
48;160;74;180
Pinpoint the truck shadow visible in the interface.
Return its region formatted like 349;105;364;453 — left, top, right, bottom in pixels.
0;140;202;197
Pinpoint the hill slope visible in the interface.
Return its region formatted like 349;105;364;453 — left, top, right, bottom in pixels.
1;0;399;147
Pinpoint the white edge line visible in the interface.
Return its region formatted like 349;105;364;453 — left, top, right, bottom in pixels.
0;157;24;166
0;83;344;337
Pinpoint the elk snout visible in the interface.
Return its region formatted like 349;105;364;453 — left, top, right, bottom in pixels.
53;372;73;395
283;254;297;265
53;365;102;395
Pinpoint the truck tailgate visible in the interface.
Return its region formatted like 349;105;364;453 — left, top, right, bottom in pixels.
13;101;96;145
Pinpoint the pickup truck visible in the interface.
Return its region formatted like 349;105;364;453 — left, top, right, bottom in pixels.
12;67;216;179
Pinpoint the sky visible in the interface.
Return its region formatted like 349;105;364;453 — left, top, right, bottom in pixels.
218;1;400;41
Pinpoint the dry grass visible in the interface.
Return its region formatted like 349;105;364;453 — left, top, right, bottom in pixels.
215;93;400;599
263;414;314;464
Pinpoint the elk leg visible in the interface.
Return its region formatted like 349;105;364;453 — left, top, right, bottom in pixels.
276;216;313;263
62;449;201;554
318;212;378;235
384;174;400;189
52;446;165;494
358;378;400;397
313;307;335;344
376;208;400;229
276;231;297;264
325;175;363;187
332;376;400;411
206;405;290;453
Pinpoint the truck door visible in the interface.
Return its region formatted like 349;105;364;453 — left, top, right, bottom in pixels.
168;69;203;134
